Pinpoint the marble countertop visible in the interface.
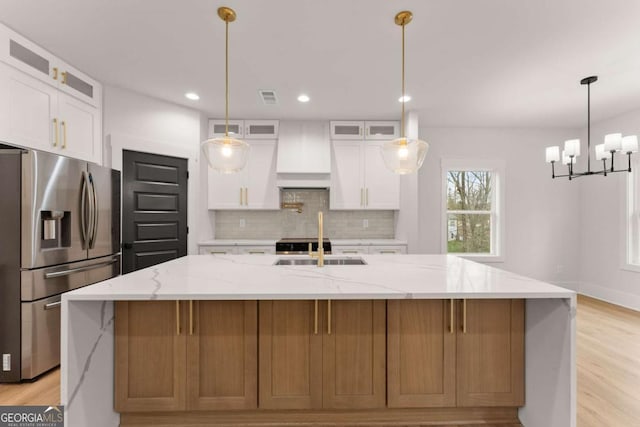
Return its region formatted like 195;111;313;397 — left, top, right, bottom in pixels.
64;254;574;301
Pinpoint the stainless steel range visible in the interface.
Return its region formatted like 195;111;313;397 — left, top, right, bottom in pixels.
275;238;332;255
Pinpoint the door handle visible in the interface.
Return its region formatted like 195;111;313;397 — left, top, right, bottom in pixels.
327;299;332;335
81;171;90;247
89;173;98;249
61;71;67;85
52;118;59;147
44;300;61;310
365;188;369;207
44;259;118;279
61;120;67;148
239;188;243;206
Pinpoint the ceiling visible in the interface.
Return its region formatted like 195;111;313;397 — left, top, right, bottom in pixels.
2;0;640;128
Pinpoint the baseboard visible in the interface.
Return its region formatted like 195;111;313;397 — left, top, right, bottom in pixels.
577;282;640;312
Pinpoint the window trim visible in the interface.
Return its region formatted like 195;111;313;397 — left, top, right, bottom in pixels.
623;156;640;272
441;158;505;263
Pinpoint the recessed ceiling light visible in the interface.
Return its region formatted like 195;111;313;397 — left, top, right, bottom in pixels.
185;92;200;101
297;94;310;103
398;95;411;103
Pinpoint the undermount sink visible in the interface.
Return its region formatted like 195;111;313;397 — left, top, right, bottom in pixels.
274;257;367;266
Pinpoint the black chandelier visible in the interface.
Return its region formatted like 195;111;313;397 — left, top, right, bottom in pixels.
545;76;638;180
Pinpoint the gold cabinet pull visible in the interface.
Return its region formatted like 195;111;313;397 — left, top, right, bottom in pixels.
239;188;243;205
365;188;369;207
176;301;181;335
189;300;194;335
61;71;67;85
327;299;332;335
462;299;467;334
314;300;318;335
360;188;364;207
449;299;454;334
245;187;248;205
61;120;67;148
52;67;58;80
52;118;58;147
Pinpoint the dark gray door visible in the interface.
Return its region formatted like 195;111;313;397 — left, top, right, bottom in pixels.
122;150;188;273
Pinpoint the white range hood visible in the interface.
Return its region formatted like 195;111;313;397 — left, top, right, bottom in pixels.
276;121;331;188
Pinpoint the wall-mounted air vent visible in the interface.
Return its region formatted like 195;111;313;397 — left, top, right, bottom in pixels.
259;90;278;105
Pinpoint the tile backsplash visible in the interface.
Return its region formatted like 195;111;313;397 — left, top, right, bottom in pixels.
214;190;395;239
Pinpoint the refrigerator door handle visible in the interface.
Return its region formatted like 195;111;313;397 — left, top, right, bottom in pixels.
80;171;90;248
89;173;99;249
44;258;118;279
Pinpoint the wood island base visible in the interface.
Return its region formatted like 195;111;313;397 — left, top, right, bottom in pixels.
119;407;522;426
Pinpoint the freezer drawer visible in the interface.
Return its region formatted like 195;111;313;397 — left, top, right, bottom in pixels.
21;254;120;301
21;295;61;380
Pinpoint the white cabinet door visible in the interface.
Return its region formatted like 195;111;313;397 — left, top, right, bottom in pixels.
0;24;54;84
199;245;238;255
244;120;278;139
208;168;245;209
57;93;100;162
364;121;399;140
363;141;400;209
0;63;56;152
237;246;275;255
330;141;363;210
330;121;364;140
332;245;369;255
245;140;279;209
57;61;101;108
208;119;244;138
369;245;407;254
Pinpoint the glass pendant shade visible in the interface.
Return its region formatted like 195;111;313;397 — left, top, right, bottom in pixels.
201;136;250;173
381;137;429;174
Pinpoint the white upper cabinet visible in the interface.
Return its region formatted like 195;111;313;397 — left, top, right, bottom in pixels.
208;119;244;138
0;24;102;163
277;121;330;173
330;139;400;210
208;140;279;210
245;120;278;139
364;121;400;140
330;121;364;140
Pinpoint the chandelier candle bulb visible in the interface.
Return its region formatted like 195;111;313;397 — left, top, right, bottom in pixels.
564;139;580;157
562;150;575;165
595;144;611;160
622;135;639;153
604;133;623;152
545;146;560;163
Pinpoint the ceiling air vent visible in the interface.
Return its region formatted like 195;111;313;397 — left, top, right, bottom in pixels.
259;90;278;105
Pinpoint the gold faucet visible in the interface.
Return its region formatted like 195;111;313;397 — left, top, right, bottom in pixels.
308;211;324;267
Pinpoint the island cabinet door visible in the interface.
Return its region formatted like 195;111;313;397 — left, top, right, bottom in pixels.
387;300;456;408
186;301;257;410
456;299;525;407
258;300;323;409
115;301;187;412
322;300;386;409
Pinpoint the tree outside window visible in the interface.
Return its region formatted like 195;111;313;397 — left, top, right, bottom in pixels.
446;171;493;254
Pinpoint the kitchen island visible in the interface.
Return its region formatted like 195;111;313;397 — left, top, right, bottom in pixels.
61;254;575;427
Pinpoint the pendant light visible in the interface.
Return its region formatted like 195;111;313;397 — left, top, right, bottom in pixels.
381;11;429;175
201;7;250;173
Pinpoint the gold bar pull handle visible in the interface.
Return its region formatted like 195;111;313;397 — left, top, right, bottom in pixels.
52;67;58;80
449;299;454;334
61;120;67;149
365;188;369;207
462;299;467;334
239;188;243;205
327;299;332;335
245;187;248;205
52;118;58;147
176;301;181;335
189;300;194;335
361;188;364;207
61;71;67;85
314;300;318;335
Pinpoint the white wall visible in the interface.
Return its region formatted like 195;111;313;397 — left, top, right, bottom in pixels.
416;127;581;286
102;85;202;254
578;108;640;310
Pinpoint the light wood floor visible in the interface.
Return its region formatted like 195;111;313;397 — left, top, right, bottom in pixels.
0;295;638;426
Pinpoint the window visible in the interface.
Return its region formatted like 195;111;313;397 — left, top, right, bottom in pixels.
626;157;640;269
441;159;504;261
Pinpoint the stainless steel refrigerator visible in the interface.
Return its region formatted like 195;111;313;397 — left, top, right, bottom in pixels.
0;146;120;382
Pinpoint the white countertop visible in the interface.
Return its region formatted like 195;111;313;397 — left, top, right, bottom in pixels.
64;254;574;301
